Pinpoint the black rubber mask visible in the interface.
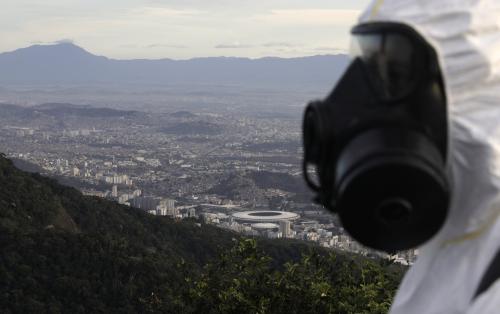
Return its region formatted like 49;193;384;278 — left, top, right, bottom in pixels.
302;22;449;252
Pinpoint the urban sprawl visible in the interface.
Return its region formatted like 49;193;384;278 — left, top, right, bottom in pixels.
0;102;417;264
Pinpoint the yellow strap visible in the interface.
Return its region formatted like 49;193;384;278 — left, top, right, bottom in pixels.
441;207;500;247
370;0;385;19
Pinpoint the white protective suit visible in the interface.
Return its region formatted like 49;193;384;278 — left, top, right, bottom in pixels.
357;0;500;313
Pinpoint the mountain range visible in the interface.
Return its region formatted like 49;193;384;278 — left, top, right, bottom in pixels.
0;43;349;89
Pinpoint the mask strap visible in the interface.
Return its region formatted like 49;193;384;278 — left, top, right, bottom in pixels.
370;0;385;19
441;206;500;247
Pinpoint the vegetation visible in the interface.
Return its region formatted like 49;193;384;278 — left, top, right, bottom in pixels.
173;239;402;314
0;154;404;313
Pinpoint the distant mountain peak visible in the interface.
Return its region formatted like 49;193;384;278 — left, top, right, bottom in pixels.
43;42;90;52
0;42;106;62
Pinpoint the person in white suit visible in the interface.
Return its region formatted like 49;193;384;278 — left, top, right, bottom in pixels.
302;1;500;313
356;1;500;313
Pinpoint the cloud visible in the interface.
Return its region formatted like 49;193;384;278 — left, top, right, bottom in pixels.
146;43;187;49
255;9;360;26
314;46;347;53
262;42;302;48
142;0;368;14
215;42;253;49
55;38;74;44
131;7;202;18
119;43;139;48
30;38;75;45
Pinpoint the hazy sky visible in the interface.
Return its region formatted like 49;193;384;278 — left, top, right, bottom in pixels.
2;0;371;60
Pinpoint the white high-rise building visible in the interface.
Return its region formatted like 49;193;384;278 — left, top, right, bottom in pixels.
131;196;159;211
279;220;292;238
156;198;178;217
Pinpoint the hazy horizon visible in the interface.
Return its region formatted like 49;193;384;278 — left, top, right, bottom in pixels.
2;1;370;60
1;41;349;62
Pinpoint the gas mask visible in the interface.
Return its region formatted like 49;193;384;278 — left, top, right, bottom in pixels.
302;22;450;252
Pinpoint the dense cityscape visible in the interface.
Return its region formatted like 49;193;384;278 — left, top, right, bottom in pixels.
0;101;417;264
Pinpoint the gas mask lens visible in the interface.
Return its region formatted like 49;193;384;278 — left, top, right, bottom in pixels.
350;32;416;100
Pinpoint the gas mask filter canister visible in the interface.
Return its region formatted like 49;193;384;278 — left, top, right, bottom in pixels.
302;22;450;252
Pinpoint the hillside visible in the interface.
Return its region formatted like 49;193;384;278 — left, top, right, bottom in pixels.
0;154;404;313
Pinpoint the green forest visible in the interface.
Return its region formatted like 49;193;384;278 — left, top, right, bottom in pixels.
0;154;405;313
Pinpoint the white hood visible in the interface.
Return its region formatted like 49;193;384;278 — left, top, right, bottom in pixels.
357;1;500;313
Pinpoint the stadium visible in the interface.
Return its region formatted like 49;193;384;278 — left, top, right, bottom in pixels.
231;210;300;223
